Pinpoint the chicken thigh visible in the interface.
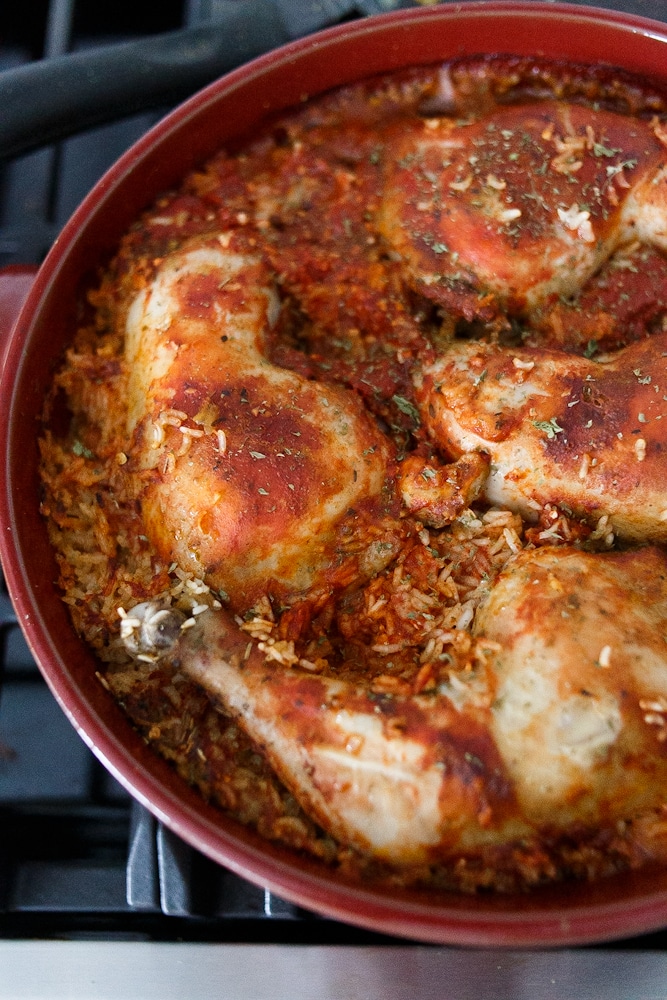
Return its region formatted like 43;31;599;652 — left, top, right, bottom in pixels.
475;544;667;832
379;100;667;322
124;544;667;867
416;330;667;541
123;233;403;611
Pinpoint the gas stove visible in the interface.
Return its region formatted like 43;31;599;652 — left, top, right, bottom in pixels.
3;2;667;996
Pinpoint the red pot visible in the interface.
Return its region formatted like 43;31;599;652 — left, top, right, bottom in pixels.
3;1;667;947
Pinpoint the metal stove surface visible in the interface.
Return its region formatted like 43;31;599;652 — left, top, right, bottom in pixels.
3;2;667;997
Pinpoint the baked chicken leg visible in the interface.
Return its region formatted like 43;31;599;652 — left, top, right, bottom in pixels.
379;100;667;322
125;543;667;867
416;330;667;541
123;233;403;611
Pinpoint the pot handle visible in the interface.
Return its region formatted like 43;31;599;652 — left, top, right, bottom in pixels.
0;265;37;370
0;4;288;162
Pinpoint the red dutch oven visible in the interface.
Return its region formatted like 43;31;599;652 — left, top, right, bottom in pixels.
3;1;667;947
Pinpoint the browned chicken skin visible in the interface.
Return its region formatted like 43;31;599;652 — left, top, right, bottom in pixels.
379;99;667;323
474;545;667;832
123;233;405;611
122;544;667;867
415;331;667;541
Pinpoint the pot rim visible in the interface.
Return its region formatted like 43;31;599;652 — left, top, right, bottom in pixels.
3;1;667;946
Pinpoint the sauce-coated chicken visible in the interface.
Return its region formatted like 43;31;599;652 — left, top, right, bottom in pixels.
380;100;667;323
416;331;667;541
127;544;667;867
123;233;404;611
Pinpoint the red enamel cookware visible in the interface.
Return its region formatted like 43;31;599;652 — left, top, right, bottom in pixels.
3;2;667;946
